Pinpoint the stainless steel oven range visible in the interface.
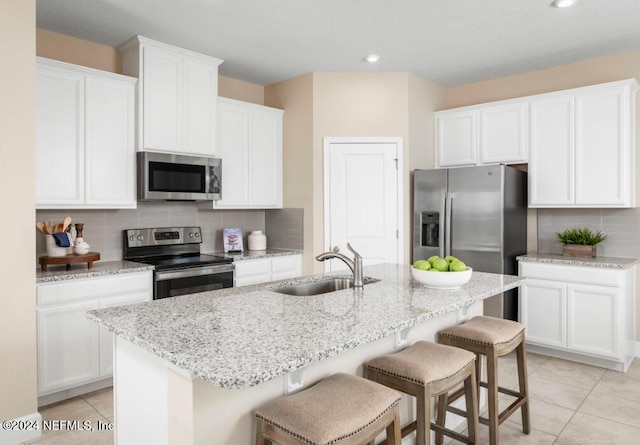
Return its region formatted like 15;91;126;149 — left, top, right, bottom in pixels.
123;226;234;299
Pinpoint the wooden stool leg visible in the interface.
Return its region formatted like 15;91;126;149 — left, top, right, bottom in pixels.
475;352;482;409
517;341;531;434
255;419;265;445
386;408;402;445
465;367;479;445
416;386;431;445
487;350;499;445
435;393;447;445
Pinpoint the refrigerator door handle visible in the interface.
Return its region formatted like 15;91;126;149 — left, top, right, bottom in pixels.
445;193;453;257
440;194;446;258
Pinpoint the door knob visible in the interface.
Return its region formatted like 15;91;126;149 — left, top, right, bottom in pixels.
332;246;340;253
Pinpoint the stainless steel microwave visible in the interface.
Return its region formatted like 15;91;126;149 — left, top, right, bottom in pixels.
137;151;221;201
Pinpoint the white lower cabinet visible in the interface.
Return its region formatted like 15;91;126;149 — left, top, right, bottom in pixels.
37;271;152;397
234;254;302;287
519;261;635;371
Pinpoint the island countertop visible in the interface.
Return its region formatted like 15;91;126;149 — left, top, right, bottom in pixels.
87;263;523;389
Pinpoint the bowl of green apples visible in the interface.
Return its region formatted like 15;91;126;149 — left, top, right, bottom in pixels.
411;255;472;289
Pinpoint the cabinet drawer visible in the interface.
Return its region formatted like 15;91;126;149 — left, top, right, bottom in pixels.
271;255;300;273
234;259;272;278
519;262;622;287
38;272;152;306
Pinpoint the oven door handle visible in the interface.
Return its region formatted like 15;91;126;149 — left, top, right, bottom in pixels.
155;264;235;281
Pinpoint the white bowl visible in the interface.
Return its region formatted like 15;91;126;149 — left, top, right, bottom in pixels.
411;266;473;289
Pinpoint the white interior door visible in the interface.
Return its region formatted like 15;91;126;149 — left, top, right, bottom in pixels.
324;138;402;272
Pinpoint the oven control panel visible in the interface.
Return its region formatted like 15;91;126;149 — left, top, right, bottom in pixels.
124;227;203;248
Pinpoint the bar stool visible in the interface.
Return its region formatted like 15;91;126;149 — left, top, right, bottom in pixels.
438;316;530;445
254;373;402;445
365;341;479;445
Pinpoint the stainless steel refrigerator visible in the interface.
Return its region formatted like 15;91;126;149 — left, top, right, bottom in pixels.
412;165;527;320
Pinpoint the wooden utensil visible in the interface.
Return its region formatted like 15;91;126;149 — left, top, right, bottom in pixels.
44;220;52;235
62;216;72;233
54;223;63;233
36;221;45;233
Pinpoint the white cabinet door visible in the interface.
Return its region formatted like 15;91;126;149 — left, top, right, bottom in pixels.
37;300;100;395
121;36;222;156
99;293;151;376
521;278;566;348
234;258;272;287
529;95;574;206
36;66;85;207
183;57;217;156
567;284;620;359
215;98;283;209
142;45;182;151
574;86;630;206
36;57;137;209
271;255;302;281
479;102;528;164
85;76;136;208
216;102;249;206
248;109;283;207
436;111;477;167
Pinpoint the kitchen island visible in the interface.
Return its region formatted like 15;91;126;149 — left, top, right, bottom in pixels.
88;263;523;445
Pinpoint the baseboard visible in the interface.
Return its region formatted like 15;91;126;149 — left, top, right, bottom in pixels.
636;342;640;358
0;411;42;445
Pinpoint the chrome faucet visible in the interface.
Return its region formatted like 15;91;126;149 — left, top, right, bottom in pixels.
316;243;364;288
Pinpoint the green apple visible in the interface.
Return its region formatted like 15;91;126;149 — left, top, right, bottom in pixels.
428;269;440;272
450;260;467;272
427;255;441;265
432;258;449;272
444;255;458;264
413;259;431;270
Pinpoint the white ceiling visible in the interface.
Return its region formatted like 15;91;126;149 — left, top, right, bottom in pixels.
36;0;640;87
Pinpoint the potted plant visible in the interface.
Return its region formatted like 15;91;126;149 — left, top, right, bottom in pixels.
556;227;607;258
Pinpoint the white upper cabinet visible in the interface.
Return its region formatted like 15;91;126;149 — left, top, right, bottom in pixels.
435;100;527;168
529;79;637;208
36;57;136;209
119;36;223;157
479;101;528;164
436;110;477;167
215;98;284;209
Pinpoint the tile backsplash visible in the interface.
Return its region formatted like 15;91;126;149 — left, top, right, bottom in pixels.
36;203;304;265
537;208;640;258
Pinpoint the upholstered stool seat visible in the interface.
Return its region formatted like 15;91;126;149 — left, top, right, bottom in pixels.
255;373;402;445
438;316;530;445
366;341;479;445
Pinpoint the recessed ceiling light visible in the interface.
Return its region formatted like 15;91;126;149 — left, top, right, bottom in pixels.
551;0;578;8
364;54;380;63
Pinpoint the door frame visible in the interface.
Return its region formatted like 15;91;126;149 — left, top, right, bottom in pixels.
322;137;405;271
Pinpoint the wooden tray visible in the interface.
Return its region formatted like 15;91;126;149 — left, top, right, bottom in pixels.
39;252;101;271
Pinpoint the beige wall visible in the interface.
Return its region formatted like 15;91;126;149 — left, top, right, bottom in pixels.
312;72;411;271
446;49;640;108
36;28;122;73
265;72;446;273
36;29;265;103
1;0;37;422
446;49;640;340
219;76;264;105
265;74;315;272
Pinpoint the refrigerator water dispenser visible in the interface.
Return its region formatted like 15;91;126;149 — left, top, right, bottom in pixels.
421;212;440;247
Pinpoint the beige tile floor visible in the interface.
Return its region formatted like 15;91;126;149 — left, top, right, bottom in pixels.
22;352;640;445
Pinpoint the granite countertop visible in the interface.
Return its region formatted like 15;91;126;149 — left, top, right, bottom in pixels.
36;260;154;284
87;263;522;389
517;253;638;269
207;248;302;261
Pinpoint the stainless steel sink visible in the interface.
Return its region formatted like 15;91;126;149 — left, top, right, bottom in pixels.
269;277;378;296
